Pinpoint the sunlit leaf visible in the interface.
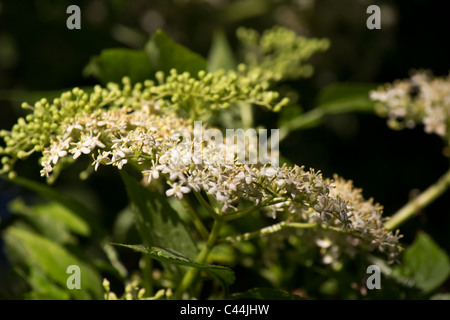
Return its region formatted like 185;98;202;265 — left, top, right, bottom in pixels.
145;30;207;76
278;82;378;139
83;48;154;84
9;176;105;239
4;227;103;300
317;82;378;110
207;30;236;72
119;171;198;259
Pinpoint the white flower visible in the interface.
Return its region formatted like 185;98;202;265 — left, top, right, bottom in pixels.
63;122;84;139
423;106;446;136
70;132;105;159
371;71;450;138
262;166;278;177
47;137;71;164
40;162;53;177
92;151;111;171
142;162;161;184
166;183;191;199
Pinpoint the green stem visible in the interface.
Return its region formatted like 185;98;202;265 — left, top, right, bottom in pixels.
142;254;153;297
193;191;221;220
385;169;450;230
221;198;290;221
239;102;253;129
221;221;317;243
222;205;261;221
182;197;210;240
173;220;223;299
221;220;354;243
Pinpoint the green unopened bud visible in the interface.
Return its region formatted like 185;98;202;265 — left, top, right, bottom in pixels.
102;278;110;292
122;76;131;85
21;102;32;110
155;71;165;84
17;151;27;159
8;171;17;180
237;64;247;73
136;288;145;300
198;70;206;79
17;118;26;126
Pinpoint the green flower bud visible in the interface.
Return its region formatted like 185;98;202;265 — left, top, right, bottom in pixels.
8;171;17;180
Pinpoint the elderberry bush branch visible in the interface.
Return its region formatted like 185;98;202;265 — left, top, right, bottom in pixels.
0;79;403;264
385;169;450;230
370;70;450;229
236;26;330;83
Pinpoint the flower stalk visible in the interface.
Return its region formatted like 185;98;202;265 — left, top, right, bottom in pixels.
182;197;210;240
385;168;450;230
172;219;223;299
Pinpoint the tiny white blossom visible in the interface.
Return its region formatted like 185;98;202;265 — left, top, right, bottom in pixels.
166;183;191;199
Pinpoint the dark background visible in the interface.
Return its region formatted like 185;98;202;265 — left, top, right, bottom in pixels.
0;0;449;267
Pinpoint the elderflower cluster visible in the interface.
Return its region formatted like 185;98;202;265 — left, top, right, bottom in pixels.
29;101;401;262
309;176;402;266
370;70;450;138
236;26;330;82
0;72;288;178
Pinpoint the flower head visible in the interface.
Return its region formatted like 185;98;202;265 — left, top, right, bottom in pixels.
370;70;450;139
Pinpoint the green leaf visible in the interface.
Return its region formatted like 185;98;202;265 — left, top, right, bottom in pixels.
3;227;103;299
208;243;236;265
114;244;235;288
9;176;105;238
220;0;271;23
430;293;450;300
83;48;155;84
278;82;378;140
232;287;305;300
145;30;207;76
401;232;450;294
317;82;378;114
10;198;89;236
207;30;236;72
112;205;138;243
119;171;198;260
24;267;71;300
8;198;89;244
